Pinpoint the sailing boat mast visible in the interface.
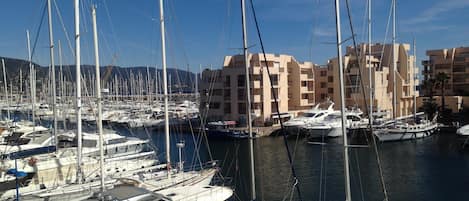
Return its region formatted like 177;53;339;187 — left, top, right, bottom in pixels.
147;66;151;104
413;38;417;119
241;0;256;199
1;59;9;121
155;67;158;101
334;0;352;200
91;5;105;192
27;30;35;126
368;0;373;122
74;0;83;183
392;0;397;120
158;0;171;177
47;0;58;149
20;69;22;104
58;40;67;130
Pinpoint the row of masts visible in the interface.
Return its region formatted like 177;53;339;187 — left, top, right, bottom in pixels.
0;66;197;101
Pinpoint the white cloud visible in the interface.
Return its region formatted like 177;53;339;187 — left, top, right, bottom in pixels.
313;27;335;37
404;0;469;25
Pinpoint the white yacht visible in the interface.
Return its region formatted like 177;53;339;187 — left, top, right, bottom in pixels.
0;123;50;149
373;114;438;142
305;110;368;138
0;130;156;197
456;124;469;136
0;150;157;199
284;102;336;134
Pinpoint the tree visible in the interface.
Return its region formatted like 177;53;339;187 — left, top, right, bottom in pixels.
435;72;450;111
419;78;437;119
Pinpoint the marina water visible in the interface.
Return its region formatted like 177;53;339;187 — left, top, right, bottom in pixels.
144;129;469;201
13;115;469;201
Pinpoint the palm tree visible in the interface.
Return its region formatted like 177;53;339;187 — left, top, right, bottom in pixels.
435;72;450;111
419;78;437;119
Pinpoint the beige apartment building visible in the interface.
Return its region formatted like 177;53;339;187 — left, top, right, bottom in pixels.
422;46;469;96
200;53;315;126
315;43;419;118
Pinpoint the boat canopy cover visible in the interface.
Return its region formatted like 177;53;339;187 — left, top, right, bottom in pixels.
2;145;56;160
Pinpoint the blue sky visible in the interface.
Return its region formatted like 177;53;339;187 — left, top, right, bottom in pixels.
1;0;468;73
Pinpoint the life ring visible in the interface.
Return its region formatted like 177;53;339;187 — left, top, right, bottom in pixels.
28;157;38;166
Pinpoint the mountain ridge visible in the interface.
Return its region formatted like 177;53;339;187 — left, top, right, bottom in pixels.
0;57;198;93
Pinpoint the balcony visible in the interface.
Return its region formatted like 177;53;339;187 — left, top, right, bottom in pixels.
300;99;315;106
300;73;314;80
453;78;468;84
253;109;262;117
423;69;433;74
453;67;466;73
253;94;262;103
252;80;262;88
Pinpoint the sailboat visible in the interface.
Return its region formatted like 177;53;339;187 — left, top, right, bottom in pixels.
373;0;438;142
91;0;233;199
6;2;232;200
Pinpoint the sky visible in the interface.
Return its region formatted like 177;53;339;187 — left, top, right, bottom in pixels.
0;0;468;73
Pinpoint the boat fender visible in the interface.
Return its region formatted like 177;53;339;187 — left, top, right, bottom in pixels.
28;157;38;166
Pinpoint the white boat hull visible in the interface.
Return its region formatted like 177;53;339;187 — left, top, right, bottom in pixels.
306;126;343;138
456;125;469;136
374;123;438;142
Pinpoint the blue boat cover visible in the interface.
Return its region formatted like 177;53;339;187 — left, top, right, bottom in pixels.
3;146;57;160
6;169;27;178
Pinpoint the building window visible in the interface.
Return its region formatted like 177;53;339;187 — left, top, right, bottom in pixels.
320;71;327;77
320;82;327;88
224;89;231;100
224;76;231;87
213;89;223;96
270;75;279;86
238;75;245;87
238;89;245;101
328;88;334;93
320;93;326;99
271;88;279;98
209;102;221;109
224;103;231;113
328;76;333;82
302;94;308;99
271;102;278;113
238;103;246;114
301;81;307;87
349;75;359;85
253;75;262;81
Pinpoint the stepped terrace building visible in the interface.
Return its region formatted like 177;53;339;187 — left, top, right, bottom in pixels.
199;53;316;126
315;43;419;118
422;46;469;96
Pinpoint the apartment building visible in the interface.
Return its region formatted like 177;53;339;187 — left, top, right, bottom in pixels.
315;43;419;118
199;53;315;126
422;46;469;96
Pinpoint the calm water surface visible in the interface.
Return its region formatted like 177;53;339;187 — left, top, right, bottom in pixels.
137;127;469;201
